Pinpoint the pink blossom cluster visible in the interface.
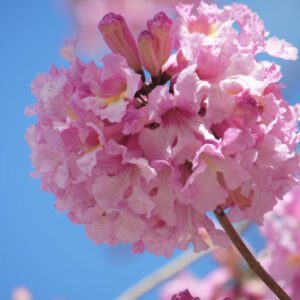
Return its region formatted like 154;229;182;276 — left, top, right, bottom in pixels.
261;186;300;299
27;2;299;256
161;246;268;299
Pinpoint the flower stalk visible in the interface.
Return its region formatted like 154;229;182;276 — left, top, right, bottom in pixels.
214;206;291;300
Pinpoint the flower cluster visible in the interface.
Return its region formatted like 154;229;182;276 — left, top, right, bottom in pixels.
261;186;300;299
161;245;268;299
27;2;299;256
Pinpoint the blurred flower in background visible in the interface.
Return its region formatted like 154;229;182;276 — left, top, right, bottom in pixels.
12;288;32;300
160;245;268;299
12;287;67;300
261;185;300;300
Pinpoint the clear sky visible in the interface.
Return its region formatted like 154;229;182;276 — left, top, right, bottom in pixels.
0;1;299;299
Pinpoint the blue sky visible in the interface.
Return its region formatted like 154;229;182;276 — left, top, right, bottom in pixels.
0;1;299;299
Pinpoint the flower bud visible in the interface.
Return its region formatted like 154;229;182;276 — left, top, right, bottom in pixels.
98;13;142;71
147;12;173;68
138;31;160;77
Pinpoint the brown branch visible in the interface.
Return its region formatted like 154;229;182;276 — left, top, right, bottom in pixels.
134;72;171;98
214;206;291;300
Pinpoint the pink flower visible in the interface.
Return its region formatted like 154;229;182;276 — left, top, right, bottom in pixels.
261;186;300;299
147;12;174;68
171;289;200;300
98;13;142;71
79;54;141;122
265;37;298;61
27;2;299;256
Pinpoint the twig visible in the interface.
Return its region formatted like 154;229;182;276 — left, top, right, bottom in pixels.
214;206;291;300
116;220;250;300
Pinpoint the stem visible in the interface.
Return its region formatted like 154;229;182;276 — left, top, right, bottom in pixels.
214;206;291;300
135;71;171;98
117;221;250;300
